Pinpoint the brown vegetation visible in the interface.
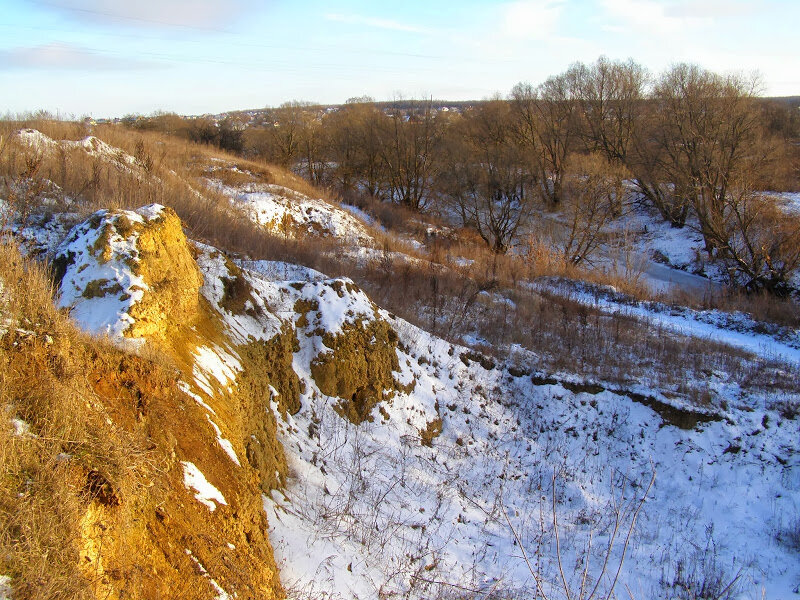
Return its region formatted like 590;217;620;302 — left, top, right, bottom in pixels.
111;58;800;294
310;316;400;425
0;240;284;599
2;114;796;413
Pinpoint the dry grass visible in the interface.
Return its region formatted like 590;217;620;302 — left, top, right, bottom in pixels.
673;287;800;329
0;242;154;599
0;118;329;233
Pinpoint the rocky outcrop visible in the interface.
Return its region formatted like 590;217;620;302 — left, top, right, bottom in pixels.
53;204;202;344
43;207;287;598
311;318;400;424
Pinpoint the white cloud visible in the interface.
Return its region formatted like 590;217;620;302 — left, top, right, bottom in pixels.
0;43;154;70
599;0;706;35
324;13;435;35
664;0;760;19
31;0;257;29
501;0;566;39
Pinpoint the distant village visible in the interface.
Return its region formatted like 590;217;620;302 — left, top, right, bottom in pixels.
89;100;480;129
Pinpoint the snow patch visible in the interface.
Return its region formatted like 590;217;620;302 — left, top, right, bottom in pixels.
55;204;167;344
185;548;231;600
10;418;33;437
237;260;326;283
206;415;241;467
181;462;227;512
15;129;141;174
211;181;375;246
0;575;11;600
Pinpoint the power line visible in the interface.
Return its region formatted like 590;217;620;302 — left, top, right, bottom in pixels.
0;37;467;77
11;7;455;61
33;1;233;33
0;22;460;62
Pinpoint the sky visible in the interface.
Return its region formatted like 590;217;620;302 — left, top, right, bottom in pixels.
1;0;798;118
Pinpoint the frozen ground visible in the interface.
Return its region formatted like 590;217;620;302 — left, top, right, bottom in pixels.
258;270;800;599
526;278;800;367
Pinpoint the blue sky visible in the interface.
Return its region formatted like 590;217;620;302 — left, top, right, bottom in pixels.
1;0;798;117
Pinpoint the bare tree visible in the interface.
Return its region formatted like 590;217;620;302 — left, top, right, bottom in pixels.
557;153;627;266
576;56;649;167
378;99;443;211
511;65;582;206
298;112;329;185
438;100;534;253
650;65;763;248
325;98;386;199
704;181;800;294
575;57;649;217
266;101;316;169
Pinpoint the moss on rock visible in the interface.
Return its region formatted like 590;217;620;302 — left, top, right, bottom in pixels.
236;324;301;491
310;318;400;424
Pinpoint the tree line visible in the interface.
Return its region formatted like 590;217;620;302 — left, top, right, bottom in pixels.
126;57;800;294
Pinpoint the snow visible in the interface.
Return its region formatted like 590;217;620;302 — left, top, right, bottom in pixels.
526;278;800;366
207;415;241;467
237;260;326;283
163;241;800;598
7;164;798;598
195;246;284;344
181;461;227;512
10;210;81;258
10;418;33;437
15;128;58;151
641;259;724;295
210;181;376;246
177;380;218;416
185;548;231;600
14;129;142;174
0;575;10;600
54;205;167;345
340;203;382;229
450;256;475;267
769;191;800;215
193;345;240;396
265;309;800;599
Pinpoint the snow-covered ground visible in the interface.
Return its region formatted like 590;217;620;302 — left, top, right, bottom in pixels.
210;181;377;246
18;191;800;600
15;128;143;176
771;191;800;216
526;278;800;367
258;274;800;599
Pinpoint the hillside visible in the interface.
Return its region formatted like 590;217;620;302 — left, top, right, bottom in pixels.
1;122;799;600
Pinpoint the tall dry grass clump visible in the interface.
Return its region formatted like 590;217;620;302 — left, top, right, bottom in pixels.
0;242;152;599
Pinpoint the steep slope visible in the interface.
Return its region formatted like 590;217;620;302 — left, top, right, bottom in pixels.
47;203;800;599
1;214;285;599
263;303;800;599
10;200;419;599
